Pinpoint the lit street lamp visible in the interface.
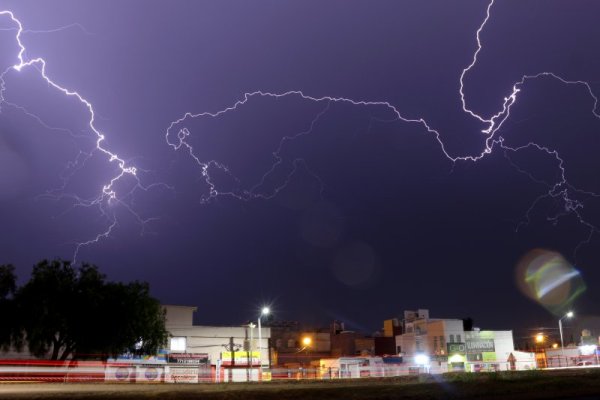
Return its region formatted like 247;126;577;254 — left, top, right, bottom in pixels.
558;311;574;358
301;336;312;378
302;336;312;347
258;306;270;368
535;333;545;345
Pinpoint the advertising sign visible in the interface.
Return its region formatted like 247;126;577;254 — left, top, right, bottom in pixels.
108;349;167;364
168;353;209;365
105;365;135;382
166;367;199;383
220;351;260;366
466;339;495;353
447;343;466;355
136;366;165;382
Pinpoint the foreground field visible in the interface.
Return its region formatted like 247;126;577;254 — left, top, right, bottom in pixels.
1;369;600;400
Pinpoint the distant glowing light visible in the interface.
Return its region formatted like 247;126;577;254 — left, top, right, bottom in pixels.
579;345;597;356
448;354;464;364
535;333;545;344
415;354;430;365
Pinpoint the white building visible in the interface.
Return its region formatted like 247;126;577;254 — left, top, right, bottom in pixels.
395;309;519;372
396;309;464;357
163;305;271;370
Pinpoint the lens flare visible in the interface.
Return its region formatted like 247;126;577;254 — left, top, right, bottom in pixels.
516;249;585;316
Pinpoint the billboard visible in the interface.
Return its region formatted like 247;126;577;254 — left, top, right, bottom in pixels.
447;342;466;355
465;331;496;362
168;353;209;365
221;351;260;366
108;349;167;364
466;339;495;353
166;367;198;383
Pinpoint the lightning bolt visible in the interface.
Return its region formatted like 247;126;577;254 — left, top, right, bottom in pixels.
0;11;166;262
166;0;600;258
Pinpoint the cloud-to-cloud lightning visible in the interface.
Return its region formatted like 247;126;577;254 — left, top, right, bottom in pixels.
0;10;163;262
166;0;600;258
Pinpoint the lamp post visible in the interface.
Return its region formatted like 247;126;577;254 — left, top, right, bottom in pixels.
258;307;270;368
558;311;574;361
301;336;312;379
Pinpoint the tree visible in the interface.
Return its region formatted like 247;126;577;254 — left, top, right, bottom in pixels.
0;264;16;299
11;259;168;360
463;317;474;332
0;264;18;351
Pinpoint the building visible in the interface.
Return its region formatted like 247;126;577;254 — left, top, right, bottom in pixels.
330;321;375;358
269;321;331;367
393;309;521;372
163;305;271;382
396;309;465;357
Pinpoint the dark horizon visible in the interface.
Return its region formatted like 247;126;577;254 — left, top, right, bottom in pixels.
1;0;599;337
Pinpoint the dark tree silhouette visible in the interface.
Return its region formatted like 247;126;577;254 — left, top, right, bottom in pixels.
0;264;18;351
463;317;474;332
9;259;168;360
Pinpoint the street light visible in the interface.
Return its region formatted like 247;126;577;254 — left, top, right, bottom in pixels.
535;333;545;344
301;336;312;378
558;311;574;358
258;307;270;368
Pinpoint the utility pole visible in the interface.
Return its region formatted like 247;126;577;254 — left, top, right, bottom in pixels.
229;337;235;382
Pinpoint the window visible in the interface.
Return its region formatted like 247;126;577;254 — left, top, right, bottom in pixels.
449;334;454;343
433;337;438;351
456;334;461;343
170;337;186;352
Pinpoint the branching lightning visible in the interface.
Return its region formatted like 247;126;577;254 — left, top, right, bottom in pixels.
166;0;600;258
0;11;165;262
0;21;93;36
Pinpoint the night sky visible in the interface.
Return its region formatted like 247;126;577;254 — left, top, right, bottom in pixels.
1;0;599;337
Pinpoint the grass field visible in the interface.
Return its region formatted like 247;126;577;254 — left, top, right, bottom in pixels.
1;368;600;399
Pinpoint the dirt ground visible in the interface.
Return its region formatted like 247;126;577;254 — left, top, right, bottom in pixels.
1;368;600;399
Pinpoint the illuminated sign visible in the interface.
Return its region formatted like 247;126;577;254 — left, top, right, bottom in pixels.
221;351;260;366
168;353;209;365
447;343;466;354
466;339;495;353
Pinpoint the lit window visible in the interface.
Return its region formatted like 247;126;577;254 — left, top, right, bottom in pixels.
170;337;186;351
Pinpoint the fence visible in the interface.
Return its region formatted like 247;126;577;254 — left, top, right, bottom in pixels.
0;359;577;383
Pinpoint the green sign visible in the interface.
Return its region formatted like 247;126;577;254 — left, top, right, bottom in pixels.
466;339;495;353
447;343;466;354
